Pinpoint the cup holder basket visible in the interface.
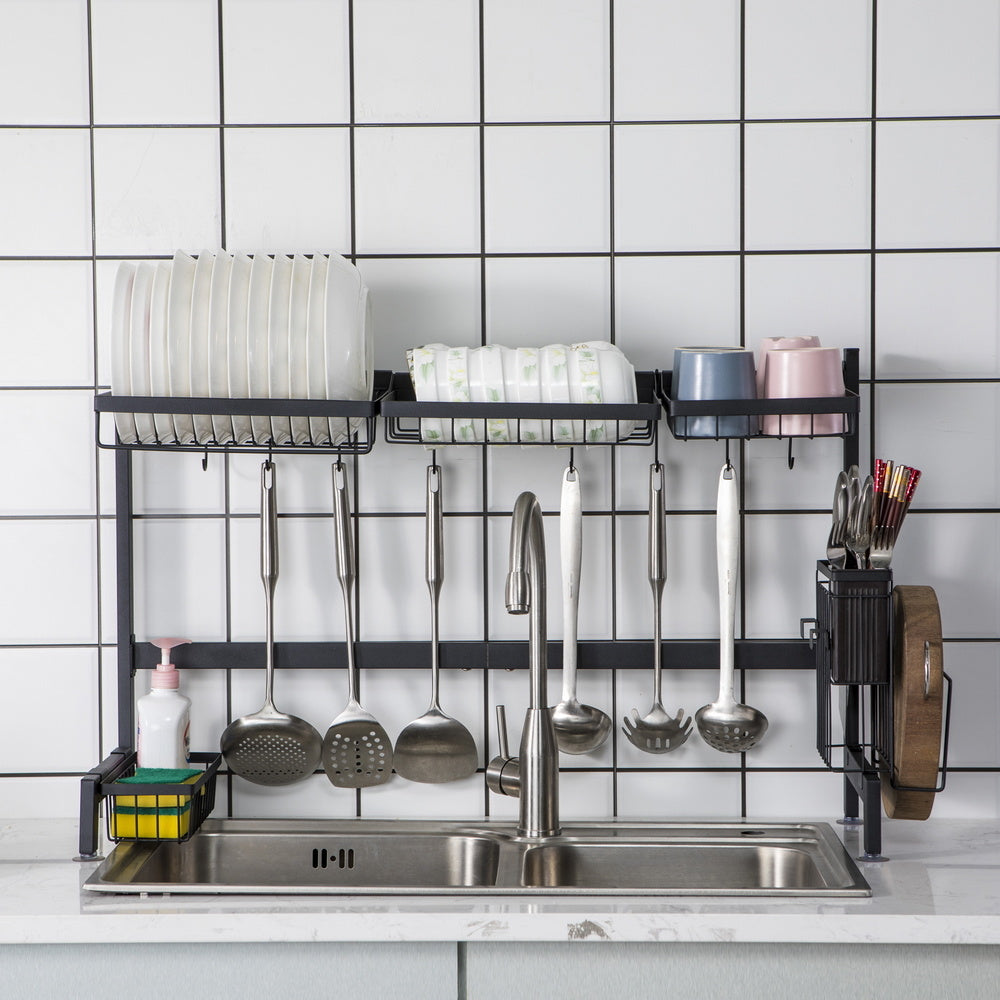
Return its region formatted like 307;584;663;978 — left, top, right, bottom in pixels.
101;751;220;844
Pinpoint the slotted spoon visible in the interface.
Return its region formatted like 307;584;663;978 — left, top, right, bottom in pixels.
321;461;393;787
220;460;322;785
695;463;768;753
623;462;692;754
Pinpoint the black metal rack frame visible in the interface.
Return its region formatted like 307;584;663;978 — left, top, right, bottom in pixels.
80;346;915;862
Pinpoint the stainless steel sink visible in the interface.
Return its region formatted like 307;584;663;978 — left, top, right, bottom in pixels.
83;819;871;897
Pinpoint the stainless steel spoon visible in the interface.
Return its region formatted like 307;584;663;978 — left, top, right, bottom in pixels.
220;461;323;785
695;462;768;753
552;464;611;754
393;463;479;782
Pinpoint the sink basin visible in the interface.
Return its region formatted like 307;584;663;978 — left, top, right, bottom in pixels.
84;819;870;897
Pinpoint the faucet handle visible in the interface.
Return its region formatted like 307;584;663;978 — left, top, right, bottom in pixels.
496;704;510;760
487;704;520;798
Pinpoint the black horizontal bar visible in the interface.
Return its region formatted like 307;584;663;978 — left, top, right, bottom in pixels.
134;639;815;672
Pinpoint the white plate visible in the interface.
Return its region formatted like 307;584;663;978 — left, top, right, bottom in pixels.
305;254;331;445
128;262;156;444
188;251;215;444
324;254;364;444
166;251;197;443
515;347;544;444
324;253;364;399
226;252;253;444
288;254;312;445
246;253;274;444
326;253;365;396
111;262;138;444
268;254;294;444
481;344;510;442
207;250;234;444
148;261;173;443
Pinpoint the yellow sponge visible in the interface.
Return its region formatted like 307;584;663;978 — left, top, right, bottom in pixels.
111;768;201;840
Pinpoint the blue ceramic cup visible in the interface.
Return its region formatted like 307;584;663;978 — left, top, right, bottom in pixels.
671;347;758;437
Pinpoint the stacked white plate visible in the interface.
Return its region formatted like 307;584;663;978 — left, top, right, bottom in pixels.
110;250;373;446
405;341;638;444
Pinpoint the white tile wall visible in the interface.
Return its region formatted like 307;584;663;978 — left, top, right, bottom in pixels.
1;0;997;830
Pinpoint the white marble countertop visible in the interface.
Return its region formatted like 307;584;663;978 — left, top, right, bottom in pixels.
2;818;1000;945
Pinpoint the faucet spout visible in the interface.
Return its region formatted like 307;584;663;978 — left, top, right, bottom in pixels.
494;491;560;839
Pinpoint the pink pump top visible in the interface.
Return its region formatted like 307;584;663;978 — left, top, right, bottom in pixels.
149;637;191;690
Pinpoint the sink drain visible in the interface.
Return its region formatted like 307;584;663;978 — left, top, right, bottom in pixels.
311;847;356;870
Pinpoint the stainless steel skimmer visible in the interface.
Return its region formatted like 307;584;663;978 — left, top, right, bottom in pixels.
623;462;692;754
322;461;393;787
695;463;768;753
220;461;322;785
393;463;478;783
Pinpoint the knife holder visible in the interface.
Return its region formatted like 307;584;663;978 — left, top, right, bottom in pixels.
816;561;892;685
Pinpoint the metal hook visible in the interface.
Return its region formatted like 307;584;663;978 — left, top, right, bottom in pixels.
653;419;660;466
568;447;575;473
724;438;731;470
201;446;209;472
431;448;437;470
787;437;795;470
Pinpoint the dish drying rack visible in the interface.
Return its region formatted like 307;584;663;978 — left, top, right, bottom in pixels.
80;348;928;863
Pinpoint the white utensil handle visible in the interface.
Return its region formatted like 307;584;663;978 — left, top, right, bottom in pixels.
717;463;739;705
560;466;582;702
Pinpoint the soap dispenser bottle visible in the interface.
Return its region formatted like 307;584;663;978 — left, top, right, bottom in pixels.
137;638;192;768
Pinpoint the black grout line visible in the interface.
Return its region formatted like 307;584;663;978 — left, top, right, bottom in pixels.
10;112;1000;130
7;245;1000;263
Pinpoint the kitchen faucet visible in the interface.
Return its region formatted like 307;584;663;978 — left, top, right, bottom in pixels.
487;491;561;839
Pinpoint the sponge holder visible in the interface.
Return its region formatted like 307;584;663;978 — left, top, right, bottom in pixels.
85;750;220;849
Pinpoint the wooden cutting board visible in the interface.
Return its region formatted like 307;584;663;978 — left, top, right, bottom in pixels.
881;585;944;820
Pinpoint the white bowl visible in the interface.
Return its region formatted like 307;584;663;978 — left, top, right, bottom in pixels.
569;342;606;443
540;344;576;444
477;344;509;442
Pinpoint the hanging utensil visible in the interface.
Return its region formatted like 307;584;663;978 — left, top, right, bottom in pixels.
846;475;874;569
826;470;849;569
623;462;692;754
696;462;768;753
552;464;611;754
220;460;322;785
322;460;393;787
393;462;478;782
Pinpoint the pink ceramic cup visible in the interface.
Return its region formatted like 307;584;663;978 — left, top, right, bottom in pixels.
762;347;845;436
756;336;821;396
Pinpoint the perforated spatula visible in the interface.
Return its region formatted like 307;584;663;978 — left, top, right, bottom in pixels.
321;461;393;787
